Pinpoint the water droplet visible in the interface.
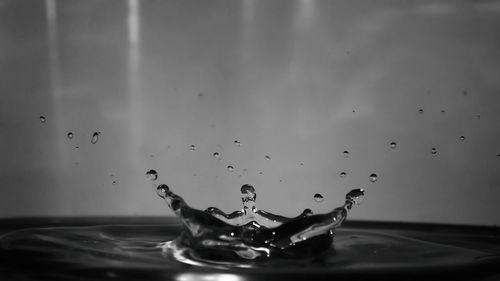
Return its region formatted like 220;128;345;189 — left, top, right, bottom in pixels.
477;114;481;119
441;109;446;114
112;181;117;185
227;166;234;172
91;132;100;144
189;145;196;151
343;150;350;158
369;173;378;182
213;152;220;158
67;132;74;139
150;154;154;158
193;173;197;177
390;142;397;149
340;172;346;178
463;90;468;96
497;154;500;159
265;155;271;161
459;135;465;141
346;188;365;205
146;169;158;181
39;116;46;123
234;140;241;146
197;92;203;98
431;147;438;155
418;108;424;114
258;171;263;175
75;146;79;149
300;162;304;166
156;184;170;198
313;193;324;203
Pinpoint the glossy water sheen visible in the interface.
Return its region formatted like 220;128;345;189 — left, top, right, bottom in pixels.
1;222;499;281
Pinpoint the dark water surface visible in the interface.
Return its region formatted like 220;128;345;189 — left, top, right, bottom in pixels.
0;218;499;281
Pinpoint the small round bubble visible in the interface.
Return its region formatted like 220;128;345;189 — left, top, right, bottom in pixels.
314;193;324;203
369;173;378;183
146;169;158;181
91;132;100;144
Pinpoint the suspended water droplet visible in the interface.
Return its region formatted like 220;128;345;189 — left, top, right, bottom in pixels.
156;184;170;198
343;150;350;158
369;173;378;182
418;108;424;114
234;140;241;146
441;110;446;114
146;169;158;181
91;132;100;144
300;162;304;166
431;147;438;155
346;188;365;205
39;116;46;123
227;166;234;172
459;135;465;141
193;173;197;177
477;115;481;119
189;145;196;151
258;171;263;175
265;155;271;161
112;181;117;186
390;142;397;149
313;193;324;203
496;154;500;159
463;90;468;96
340;172;347;178
213;152;220;158
67;132;74;139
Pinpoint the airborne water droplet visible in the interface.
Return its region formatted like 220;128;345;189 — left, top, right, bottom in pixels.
431;147;438;155
189;145;196;151
369;173;378;182
418;108;424;114
146;169;158;181
112;181;117;186
227;166;234;172
314;193;324;203
39;116;46;123
67;132;74;139
213;152;220;158
459;135;465;141
234;140;241;146
265;155;271;161
91;132;100;144
496;154;500;159
156;184;169;198
390;142;397;149
340;172;346;178
343;150;350;158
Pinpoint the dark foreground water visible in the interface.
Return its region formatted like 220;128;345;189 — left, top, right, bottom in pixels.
0;218;499;281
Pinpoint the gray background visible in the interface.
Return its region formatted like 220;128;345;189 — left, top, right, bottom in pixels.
1;0;500;226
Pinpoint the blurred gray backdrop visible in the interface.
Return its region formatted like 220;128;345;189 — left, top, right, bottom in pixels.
1;0;500;226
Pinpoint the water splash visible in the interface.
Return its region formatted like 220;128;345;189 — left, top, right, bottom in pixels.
156;179;365;266
313;193;324;203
